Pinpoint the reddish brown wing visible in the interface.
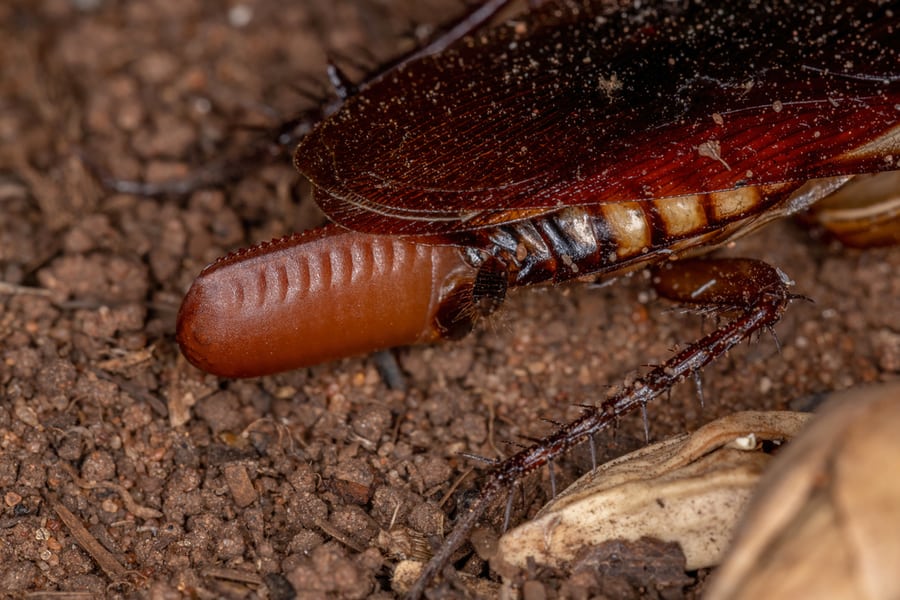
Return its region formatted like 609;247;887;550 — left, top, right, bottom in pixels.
294;0;900;236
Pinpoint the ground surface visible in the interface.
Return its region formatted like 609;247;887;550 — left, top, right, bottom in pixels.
1;1;898;599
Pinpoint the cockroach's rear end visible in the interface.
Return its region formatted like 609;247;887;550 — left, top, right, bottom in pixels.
176;226;502;378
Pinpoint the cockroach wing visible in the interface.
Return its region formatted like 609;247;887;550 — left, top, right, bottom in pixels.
294;0;899;235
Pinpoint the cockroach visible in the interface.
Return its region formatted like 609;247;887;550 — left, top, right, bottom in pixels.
177;0;899;378
174;0;899;596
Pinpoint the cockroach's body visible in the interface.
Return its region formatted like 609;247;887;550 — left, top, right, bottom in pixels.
174;0;899;595
178;180;837;376
177;0;898;378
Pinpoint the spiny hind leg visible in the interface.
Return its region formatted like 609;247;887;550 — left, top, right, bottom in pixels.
404;258;795;599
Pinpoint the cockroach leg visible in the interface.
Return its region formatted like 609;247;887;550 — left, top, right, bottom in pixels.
766;324;784;354
652;257;792;309
692;371;705;409
406;257;793;599
503;485;516;531
395;0;518;66
371;350;407;391
547;459;557;498
456;452;498;466
325;61;356;101
640;403;651;443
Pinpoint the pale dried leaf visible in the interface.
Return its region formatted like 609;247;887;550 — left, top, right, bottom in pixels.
707;382;900;600
496;411;809;572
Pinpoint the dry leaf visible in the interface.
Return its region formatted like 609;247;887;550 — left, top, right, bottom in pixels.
707;382;900;600
496;411;810;572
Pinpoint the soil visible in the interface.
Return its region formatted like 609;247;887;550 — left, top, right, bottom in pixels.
1;1;897;599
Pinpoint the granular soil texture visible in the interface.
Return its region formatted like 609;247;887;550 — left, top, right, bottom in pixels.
1;1;898;598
